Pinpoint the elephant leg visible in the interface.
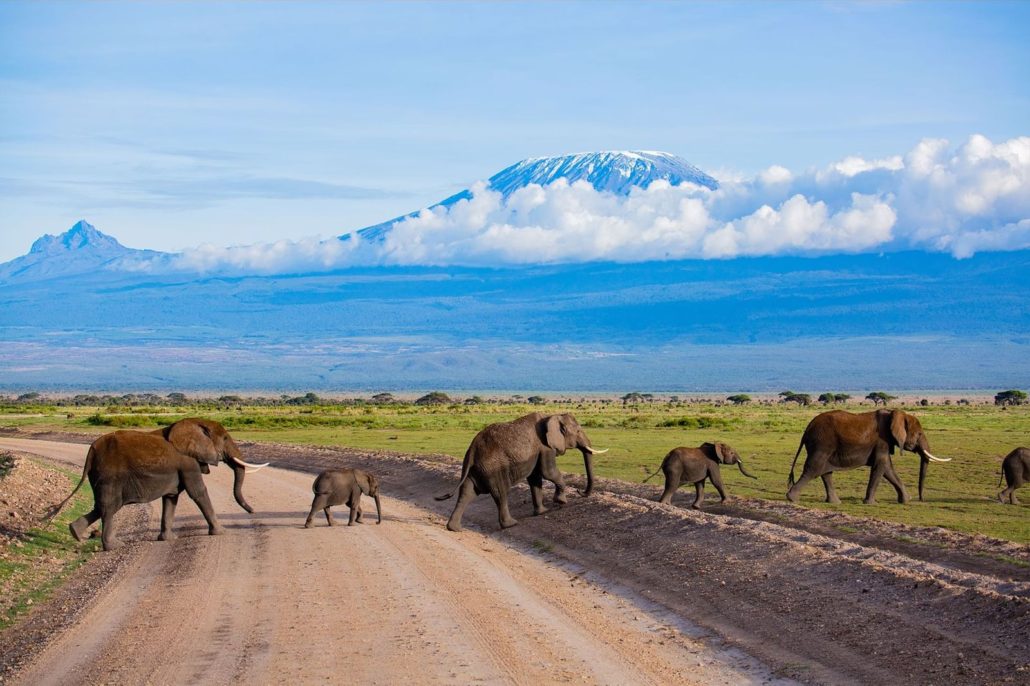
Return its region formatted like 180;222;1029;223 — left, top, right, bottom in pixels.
709;470;728;503
787;457;825;503
658;473;680;505
158;493;180;541
69;506;101;542
691;481;705;510
182;472;223;535
446;479;477;532
1009;488;1020;505
539;456;568;505
305;495;328;527
527;470;549;516
821;473;841;504
492;487;518;530
348;492;362;526
882;458;909;504
864;459;887;505
100;500;122;551
325;507;336;526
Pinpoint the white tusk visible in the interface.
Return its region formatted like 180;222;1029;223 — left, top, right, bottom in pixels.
232;457;270;472
585;447;609;454
923;452;951;463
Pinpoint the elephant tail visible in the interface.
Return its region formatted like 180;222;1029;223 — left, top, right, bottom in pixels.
435;445;474;501
641;465;663;484
998;462;1005;488
787;436;805;489
45;445;93;521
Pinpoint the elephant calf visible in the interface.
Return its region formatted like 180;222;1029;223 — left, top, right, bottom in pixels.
998;447;1029;505
644;442;756;509
305;468;382;527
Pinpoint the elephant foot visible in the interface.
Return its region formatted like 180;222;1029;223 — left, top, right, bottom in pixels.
446;521;463;532
898;496;910;505
158;531;177;542
554;493;568;506
304;522;313;528
102;538;124;551
208;525;225;536
785;491;799;503
69;520;89;542
532;506;550;516
862;498;877;505
499;517;519;529
826;496;841;505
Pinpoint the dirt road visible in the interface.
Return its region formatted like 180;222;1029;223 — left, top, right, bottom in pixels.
0;437;785;686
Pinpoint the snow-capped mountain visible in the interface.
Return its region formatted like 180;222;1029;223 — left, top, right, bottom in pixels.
353;150;718;240
0;220;165;283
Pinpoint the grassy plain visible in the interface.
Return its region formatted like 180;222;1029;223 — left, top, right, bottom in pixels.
2;399;1028;543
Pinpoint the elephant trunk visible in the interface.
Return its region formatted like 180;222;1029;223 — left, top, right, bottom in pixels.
228;461;255;513
736;459;758;479
374;494;382;524
581;449;595;496
918;454;928;502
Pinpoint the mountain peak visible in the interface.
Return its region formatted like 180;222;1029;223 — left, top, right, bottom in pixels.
29;219;126;256
485;150;719;198
355;150;718;241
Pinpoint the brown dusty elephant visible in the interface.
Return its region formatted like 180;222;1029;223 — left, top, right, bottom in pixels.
786;409;949;505
48;418;267;550
435;412;607;532
643;442;757;509
305;468;382;526
998;447;1030;504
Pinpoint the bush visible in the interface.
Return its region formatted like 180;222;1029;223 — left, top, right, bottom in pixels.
658;416;732;430
415;392;452;406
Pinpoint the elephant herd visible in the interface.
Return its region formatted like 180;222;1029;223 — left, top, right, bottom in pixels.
49;409;1027;550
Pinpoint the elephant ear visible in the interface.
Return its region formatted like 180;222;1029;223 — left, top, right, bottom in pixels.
544;415;567;454
714;442;731;463
166;419;220;465
364;473;378;495
889;410;907;454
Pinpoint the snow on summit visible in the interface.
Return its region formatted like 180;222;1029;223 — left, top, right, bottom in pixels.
355;150;718;241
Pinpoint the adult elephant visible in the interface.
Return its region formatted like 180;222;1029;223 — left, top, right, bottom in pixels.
49;418;268;550
786;409;950;504
435;412;607;531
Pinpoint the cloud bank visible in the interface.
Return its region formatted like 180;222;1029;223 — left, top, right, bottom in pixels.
157;134;1029;273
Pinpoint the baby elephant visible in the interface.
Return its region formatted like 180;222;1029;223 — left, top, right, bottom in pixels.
998;447;1029;505
305;468;382;527
644;442;757;509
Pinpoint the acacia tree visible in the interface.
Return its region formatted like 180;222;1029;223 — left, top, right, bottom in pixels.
865;391;897;406
726;394;752;405
995;389;1027;406
780;391;812;406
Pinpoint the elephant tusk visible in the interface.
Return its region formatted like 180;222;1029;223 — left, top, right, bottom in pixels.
923;452;951;463
585;447;609;455
232;456;270;472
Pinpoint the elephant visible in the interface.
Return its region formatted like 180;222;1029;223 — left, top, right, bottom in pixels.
48;418;267;550
786;409;950;505
998;447;1029;504
305;468;382;527
643;442;757;509
435;412;607;532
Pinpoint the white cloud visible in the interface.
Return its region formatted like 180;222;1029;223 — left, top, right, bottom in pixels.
137;134;1029;272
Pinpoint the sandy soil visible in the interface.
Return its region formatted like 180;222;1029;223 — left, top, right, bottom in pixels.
0;433;1027;685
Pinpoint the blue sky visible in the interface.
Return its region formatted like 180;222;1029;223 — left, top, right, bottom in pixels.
1;1;1028;262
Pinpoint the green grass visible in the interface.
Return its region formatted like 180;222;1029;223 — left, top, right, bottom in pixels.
0;462;101;630
6;401;1030;543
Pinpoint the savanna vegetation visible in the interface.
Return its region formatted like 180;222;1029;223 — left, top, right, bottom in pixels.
2;391;1027;542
